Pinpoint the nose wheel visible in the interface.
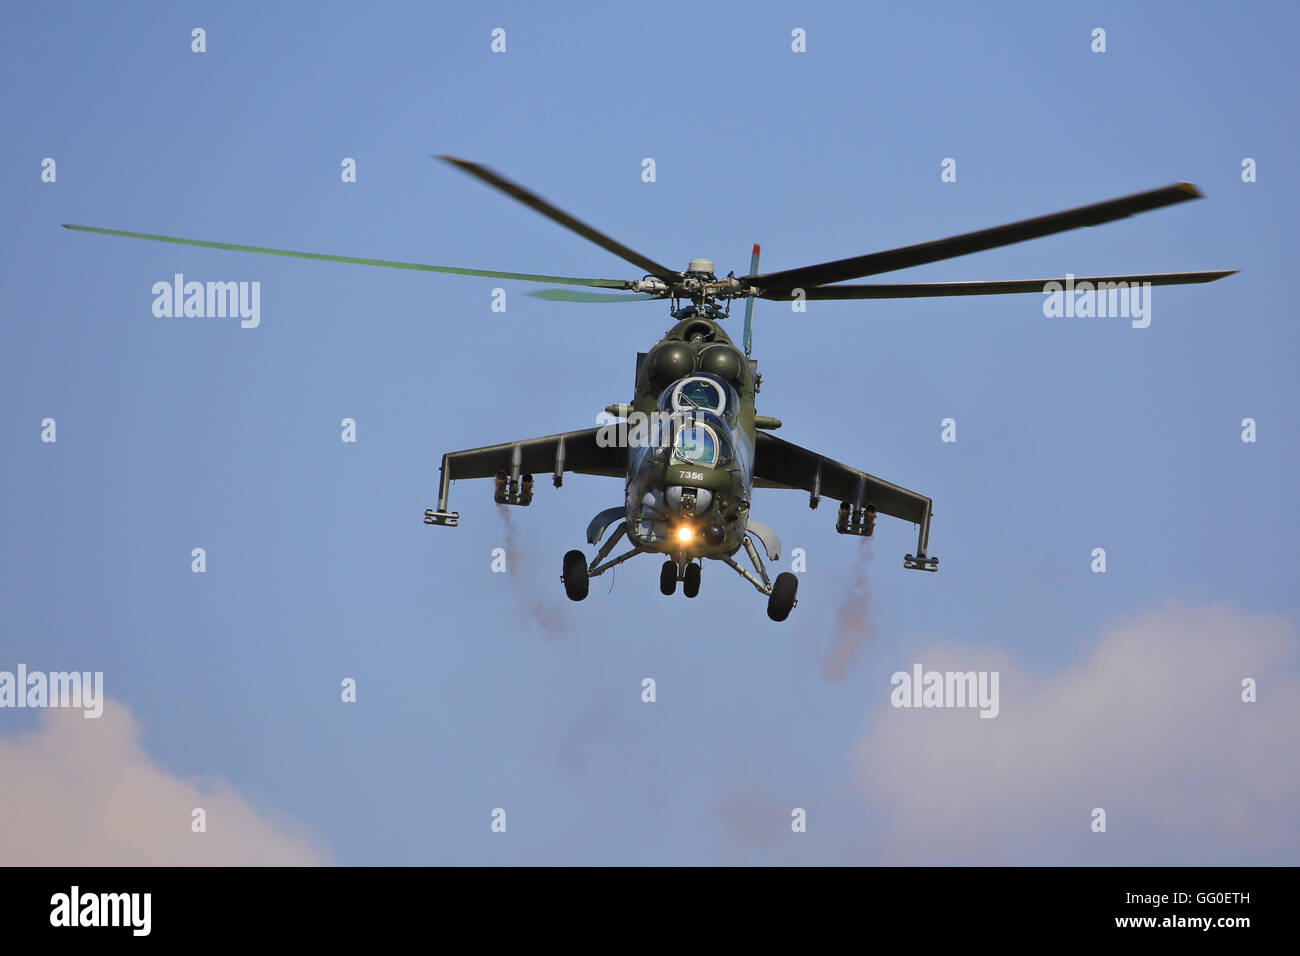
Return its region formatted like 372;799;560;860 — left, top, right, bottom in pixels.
659;560;677;595
682;562;701;598
661;560;701;597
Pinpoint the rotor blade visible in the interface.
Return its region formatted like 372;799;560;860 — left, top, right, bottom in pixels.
526;288;663;303
61;224;632;288
746;183;1207;289
759;270;1237;300
437;156;679;285
742;243;760;356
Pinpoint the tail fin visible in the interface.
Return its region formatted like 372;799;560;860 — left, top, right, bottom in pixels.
743;243;760;356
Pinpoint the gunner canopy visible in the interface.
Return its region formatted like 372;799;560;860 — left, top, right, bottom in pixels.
658;373;740;427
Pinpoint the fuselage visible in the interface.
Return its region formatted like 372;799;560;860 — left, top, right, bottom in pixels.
620;312;757;560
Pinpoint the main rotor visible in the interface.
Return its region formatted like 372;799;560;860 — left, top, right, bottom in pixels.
433;155;1231;314
63;155;1235;358
626;257;757;315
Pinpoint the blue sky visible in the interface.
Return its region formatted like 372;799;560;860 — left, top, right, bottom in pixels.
2;1;1296;865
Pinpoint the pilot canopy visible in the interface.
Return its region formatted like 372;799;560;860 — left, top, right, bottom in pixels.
671;417;731;468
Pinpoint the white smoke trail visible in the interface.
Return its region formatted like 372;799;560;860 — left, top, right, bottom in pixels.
498;504;567;640
824;537;874;681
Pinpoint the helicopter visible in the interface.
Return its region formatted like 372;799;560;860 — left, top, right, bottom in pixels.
64;158;1234;621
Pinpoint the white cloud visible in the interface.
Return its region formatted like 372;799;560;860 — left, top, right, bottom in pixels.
0;699;328;865
855;603;1300;864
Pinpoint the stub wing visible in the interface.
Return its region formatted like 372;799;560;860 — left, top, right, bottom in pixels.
752;431;937;570
425;426;626;526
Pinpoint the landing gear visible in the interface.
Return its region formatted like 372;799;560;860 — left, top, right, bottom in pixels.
716;537;798;622
682;562;701;598
562;550;589;602
766;572;798;622
659;560;677;595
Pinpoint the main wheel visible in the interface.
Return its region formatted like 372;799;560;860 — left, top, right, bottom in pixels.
562;550;589;602
682;562;701;598
659;560;677;595
766;572;798;621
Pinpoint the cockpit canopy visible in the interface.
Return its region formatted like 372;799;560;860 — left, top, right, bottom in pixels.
672;420;720;467
661;409;734;469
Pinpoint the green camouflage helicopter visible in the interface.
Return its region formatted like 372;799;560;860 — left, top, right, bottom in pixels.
65;159;1233;620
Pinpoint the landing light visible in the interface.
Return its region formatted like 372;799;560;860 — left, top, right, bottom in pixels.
677;527;694;543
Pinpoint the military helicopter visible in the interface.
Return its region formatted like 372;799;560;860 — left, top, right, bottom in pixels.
64;159;1234;620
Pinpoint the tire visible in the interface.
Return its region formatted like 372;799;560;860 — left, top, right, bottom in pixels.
766;571;798;621
659;560;677;595
682;563;701;598
562;550;589;602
